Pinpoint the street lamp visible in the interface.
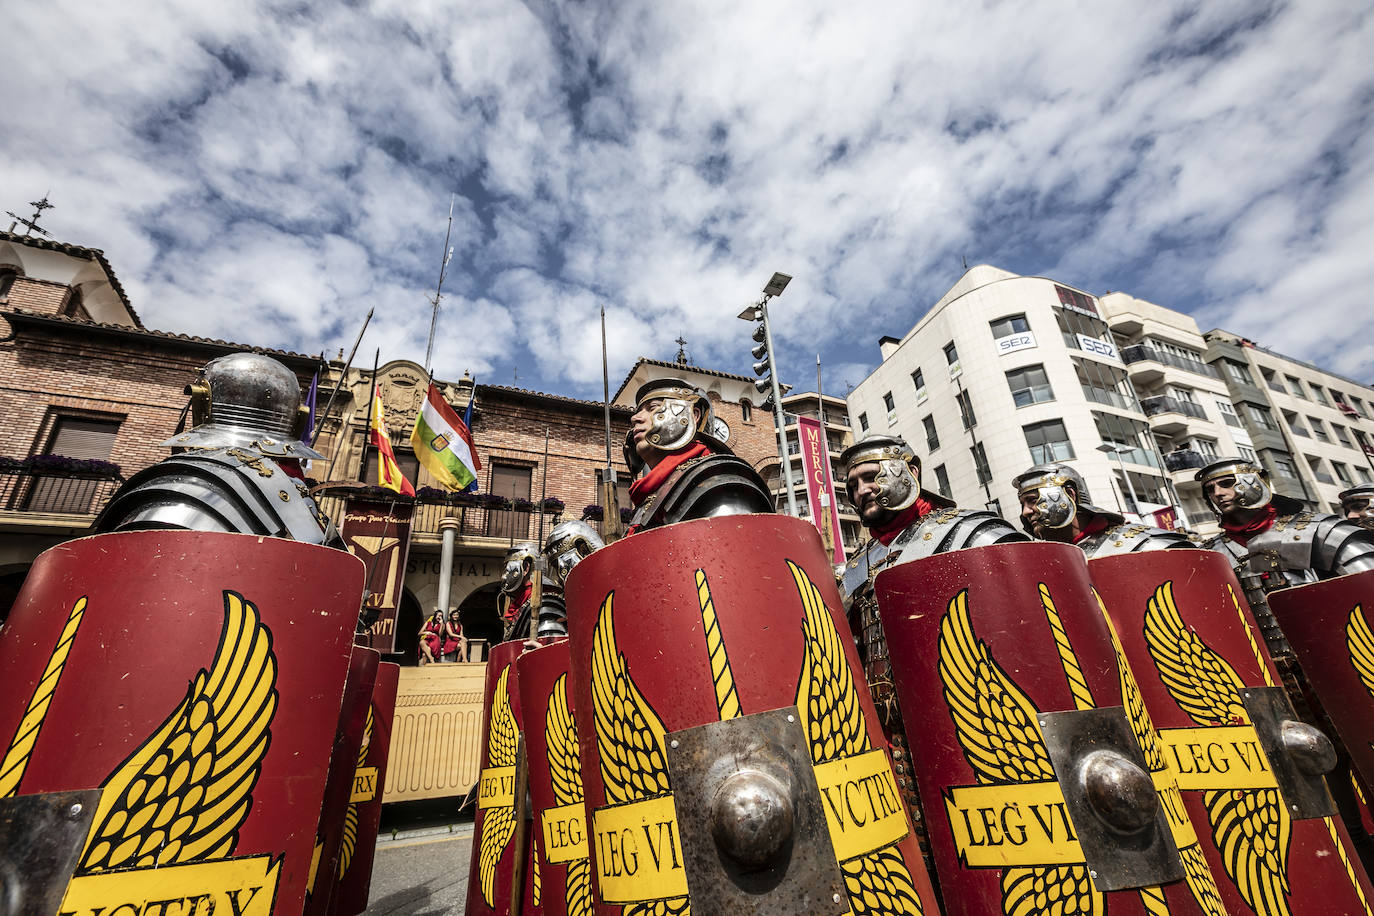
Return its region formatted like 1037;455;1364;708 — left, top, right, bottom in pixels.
739;272;799;516
1097;443;1141;516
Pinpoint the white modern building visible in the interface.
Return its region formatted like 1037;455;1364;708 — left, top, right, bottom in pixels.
848;266;1178;526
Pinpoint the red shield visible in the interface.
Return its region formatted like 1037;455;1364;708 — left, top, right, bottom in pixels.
1269;571;1374;800
875;541;1217;916
516;639;593;916
332;662;401;916
305;648;379;916
465;640;536;916
564;515;940;916
0;530;365;916
1092;549;1374;915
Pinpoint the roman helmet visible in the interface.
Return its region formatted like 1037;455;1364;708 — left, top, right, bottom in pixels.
1194;457;1305;516
1013;462;1119;533
501;542;540;594
542;519;605;588
623;377;716;474
1339;483;1374;520
840;434;926;513
162;352;325;459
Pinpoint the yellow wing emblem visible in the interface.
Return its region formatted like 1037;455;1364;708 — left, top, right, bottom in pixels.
78;590;278;871
1144;581;1292;916
546;672;592;916
337;703;375;879
939;589;1103;916
479;665;520;908
790;560;923;916
1347;606;1374;702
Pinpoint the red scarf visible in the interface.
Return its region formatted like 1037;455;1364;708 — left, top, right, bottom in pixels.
1071;513;1113;545
503;583;532;621
629;443;711;507
1220;504;1279;546
870;498;934;546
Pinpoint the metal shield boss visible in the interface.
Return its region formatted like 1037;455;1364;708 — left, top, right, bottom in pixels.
874;541;1208;916
466;640;538;916
329;661;401;916
565;516;940;916
0;530;367;916
517;639;594;916
1092;549;1374;916
1269;571;1374;822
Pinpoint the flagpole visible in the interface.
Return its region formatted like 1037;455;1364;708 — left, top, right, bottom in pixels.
423;195;456;377
537;426;550;544
600;307;623;542
358;348;380;483
311;306;373;447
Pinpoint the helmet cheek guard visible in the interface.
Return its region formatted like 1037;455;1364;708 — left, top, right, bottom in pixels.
1231;472;1272;511
1035;484;1077;529
874;457;920;512
646;398;697;451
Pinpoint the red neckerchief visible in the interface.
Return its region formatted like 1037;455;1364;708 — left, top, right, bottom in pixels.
629;443;711;507
1221;504;1279;546
1071;513;1113;545
870;498;934;546
278;459;305;480
503;583;532;621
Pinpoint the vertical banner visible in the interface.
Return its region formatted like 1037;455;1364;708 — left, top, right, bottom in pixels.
340;498;414;653
797;415;846;563
1151;506;1179;530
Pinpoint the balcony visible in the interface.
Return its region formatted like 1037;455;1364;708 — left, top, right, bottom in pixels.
1140;395;1207;434
1164;449;1207;472
314;489;600;547
1120;345;1220;383
1;457;124;528
1081;385;1136;411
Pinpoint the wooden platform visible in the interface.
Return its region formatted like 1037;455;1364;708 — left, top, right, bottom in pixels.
382;662;487;802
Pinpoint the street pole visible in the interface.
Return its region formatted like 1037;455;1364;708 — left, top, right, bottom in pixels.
1114;449;1141;515
759;296;799;516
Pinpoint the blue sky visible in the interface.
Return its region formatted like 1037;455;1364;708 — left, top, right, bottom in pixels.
4;0;1373;399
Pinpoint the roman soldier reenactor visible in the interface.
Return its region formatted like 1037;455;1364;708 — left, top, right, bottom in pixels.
623;377;772;532
498;541;540;641
535;519;604;638
1013;460;1191;556
1340;483;1374;528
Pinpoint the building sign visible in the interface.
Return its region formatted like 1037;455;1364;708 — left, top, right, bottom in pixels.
797;415;846;562
341;500;415;653
1055;284;1099;317
1075;334;1119;362
995;331;1037;356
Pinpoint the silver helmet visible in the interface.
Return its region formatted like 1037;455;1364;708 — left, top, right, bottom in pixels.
542;519;605;588
1194;458;1303;516
1013;462;1118;533
1340;484;1374;520
501;542;539;593
839;435;922;513
162;353;324;459
624;377;715;474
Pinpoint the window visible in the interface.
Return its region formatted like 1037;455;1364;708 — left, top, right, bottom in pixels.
922;415;939;451
943;341;959;365
1261;367;1285;392
1054;285;1098;315
970;442;992;486
363;445;420;491
858;412;869;432
883;391;895;412
1309;383;1330;405
955;389;977;429
1024;420;1075;464
1223;360;1255;386
1283;411;1309;437
1286;375;1305;398
1334;424;1353;446
1352;396;1368;418
911;368;925;391
1265;451;1298;479
740;400;752;422
487;463;533;539
1245;403;1277;431
990;314;1030;339
1170;386;1199;404
1006;364;1055;407
1193;438;1219;458
1306;454;1335;484
1237;444;1258;463
1334;461;1354;486
0;267;18;299
1359;466;1373;484
933;463;952;499
1216;399;1242;428
1309;417;1330;442
1333;390;1349;407
23;414;122;513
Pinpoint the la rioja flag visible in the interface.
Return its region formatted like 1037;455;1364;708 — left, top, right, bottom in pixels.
410;382;481;491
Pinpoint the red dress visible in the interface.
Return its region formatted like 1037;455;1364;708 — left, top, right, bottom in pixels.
442;622;463;656
420;618;443;657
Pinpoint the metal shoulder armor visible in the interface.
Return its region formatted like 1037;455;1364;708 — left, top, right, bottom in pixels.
1079;524;1192;558
889;508;1027;565
93;447;335;545
537;588;569;639
1308;515;1374;576
646;453;773;528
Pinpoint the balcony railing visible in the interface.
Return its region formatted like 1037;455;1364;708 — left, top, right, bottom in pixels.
1;460;125;518
1140;395;1208;421
1164;449;1207;471
313;490;605;543
1081;385;1135;411
1120;345;1220;379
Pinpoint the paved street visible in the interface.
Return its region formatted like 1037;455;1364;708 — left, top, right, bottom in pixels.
366;822;474;915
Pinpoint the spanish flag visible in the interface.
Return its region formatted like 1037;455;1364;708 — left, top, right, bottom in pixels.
370;385;415;495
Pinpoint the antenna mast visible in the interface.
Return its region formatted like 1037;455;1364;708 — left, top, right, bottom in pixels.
423;195;456;376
